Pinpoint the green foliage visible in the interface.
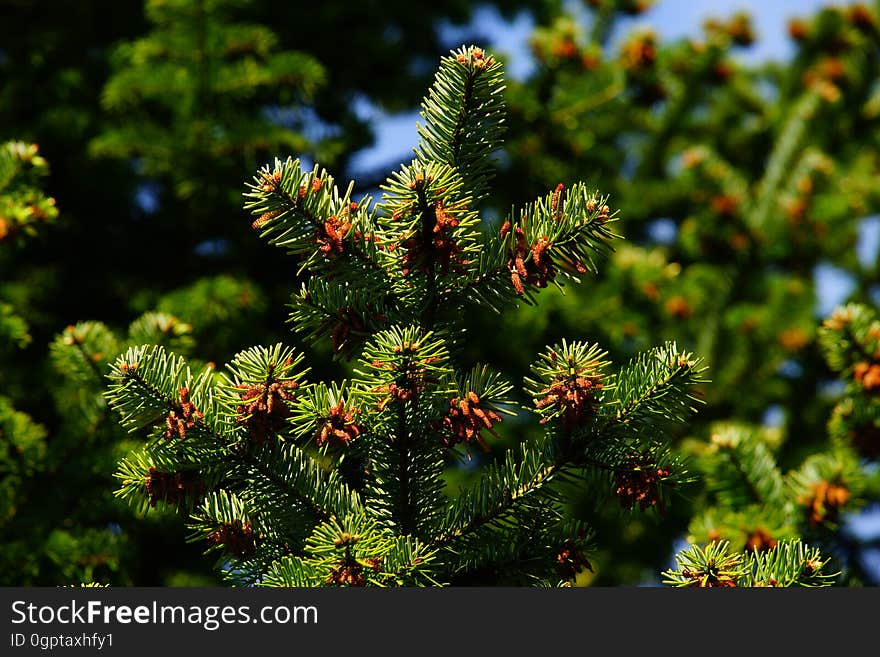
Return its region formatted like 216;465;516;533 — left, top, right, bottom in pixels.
0;275;268;585
0;138;57;404
4;0;870;588
0;302;31;349
685;423;865;550
0;396;49;526
91;0;326;201
676;302;878;584
497;1;880;413
415;46;506;202
819;303;880;491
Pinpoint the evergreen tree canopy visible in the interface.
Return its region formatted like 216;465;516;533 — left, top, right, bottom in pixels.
104;46;837;587
466;0;880;584
1;1;875;588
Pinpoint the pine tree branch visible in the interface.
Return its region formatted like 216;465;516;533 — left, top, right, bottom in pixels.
434;430;567;551
110;349;345;526
840;323;876;364
608;368;675;428
415;46;506;202
601;345;704;434
434;462;561;550
260;165;388;280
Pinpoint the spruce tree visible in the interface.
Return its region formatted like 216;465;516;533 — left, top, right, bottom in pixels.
104;46;837;587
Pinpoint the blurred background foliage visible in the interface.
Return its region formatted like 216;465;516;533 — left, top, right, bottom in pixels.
468;0;880;585
0;0;878;585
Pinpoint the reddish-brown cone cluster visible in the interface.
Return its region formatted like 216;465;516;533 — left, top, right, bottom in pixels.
704;14;755;46
316;214;352;256
550;182;565;220
621;0;653;15
803;56;848;99
260;169;281;193
613;459;673;512
235;371;299;443
664;295;693;319
588;199;611;222
550;38;578;60
535;371;602;430
799;480;851;526
710;193;739;217
145;467;204;507
438;391;503;451
803;60;844;102
822;306;852;331
849;4;877;32
375;382;412;409
326;557;381;587
317;401;362;448
788;18;809;41
727;15;755;46
252;209;279;231
207;519;258;558
327;561;365;587
555;538;593;580
501;221;557;295
297;175;324;199
400;201;466;277
164;387;204;440
374;370;433;410
778;327;809;352
372;347;438;410
712;60;734;82
455;46;494;70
